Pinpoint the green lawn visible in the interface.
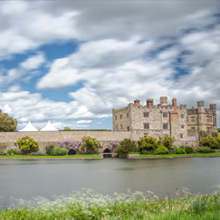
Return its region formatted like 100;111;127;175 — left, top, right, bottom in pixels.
0;154;103;159
137;152;220;158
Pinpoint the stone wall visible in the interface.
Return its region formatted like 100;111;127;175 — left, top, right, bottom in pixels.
0;131;131;153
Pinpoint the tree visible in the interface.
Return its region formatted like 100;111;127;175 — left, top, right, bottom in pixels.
64;127;71;130
14;136;39;154
200;136;220;149
80;136;101;153
158;136;175;150
117;139;138;157
0;110;17;132
138;136;158;152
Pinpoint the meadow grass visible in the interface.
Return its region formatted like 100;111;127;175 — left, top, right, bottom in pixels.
1;189;220;219
0;154;103;159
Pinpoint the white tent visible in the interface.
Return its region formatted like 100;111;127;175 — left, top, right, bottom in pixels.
41;120;58;131
19;121;38;131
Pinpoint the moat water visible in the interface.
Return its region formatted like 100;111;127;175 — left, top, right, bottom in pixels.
0;158;220;207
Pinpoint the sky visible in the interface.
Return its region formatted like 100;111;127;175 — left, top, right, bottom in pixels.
0;0;220;130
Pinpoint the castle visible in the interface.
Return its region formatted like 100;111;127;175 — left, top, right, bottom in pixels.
112;97;217;142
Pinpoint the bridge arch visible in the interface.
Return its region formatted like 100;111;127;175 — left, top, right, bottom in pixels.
103;148;112;157
68;149;76;155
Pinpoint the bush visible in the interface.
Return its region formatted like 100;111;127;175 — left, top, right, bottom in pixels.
80;136;101;153
200;136;220;149
175;147;186;154
7;149;20;156
196;147;212;153
138;137;158;153
140;150;148;155
158;136;175;149
154;145;168;155
14;136;39;154
51;147;68;156
45;144;55;155
117;139;138;157
185;146;194;154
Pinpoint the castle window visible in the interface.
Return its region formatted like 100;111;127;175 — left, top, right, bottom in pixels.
180;133;183;139
191;127;195;130
163;123;168;129
191;116;195;122
207;116;209;122
163;112;168;118
209;116;212;122
127;126;130;131
181;114;184;119
143;112;149;117
181;125;184;129
120;114;122;119
144;123;149;129
120;124;123;129
127;113;129;118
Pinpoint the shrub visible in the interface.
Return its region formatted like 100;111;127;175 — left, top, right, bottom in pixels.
200;136;220;149
45;144;55;155
196;147;211;153
158;136;175;149
154;145;168;155
14;136;39;154
138;137;158;153
184;146;194;154
175;147;186;154
51;147;68;156
80;136;101;153
117;139;138;157
140;150;148;155
7;149;20;156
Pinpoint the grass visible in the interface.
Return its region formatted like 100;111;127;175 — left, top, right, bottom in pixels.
0;154;103;159
137;152;220;158
1;189;220;219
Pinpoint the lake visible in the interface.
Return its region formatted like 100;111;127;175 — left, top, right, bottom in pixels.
1;157;220;207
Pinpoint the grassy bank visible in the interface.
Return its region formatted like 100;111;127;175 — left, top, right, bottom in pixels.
136;152;220;159
0;154;103;159
1;190;220;219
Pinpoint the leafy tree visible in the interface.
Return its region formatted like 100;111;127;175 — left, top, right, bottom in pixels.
117;139;138;157
158;136;175;149
45;144;55;155
0;110;17;132
14;136;39;154
80;136;101;153
138;136;158;152
200;136;220;149
64;127;71;130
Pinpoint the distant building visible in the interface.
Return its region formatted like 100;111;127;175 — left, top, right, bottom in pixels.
112;97;217;141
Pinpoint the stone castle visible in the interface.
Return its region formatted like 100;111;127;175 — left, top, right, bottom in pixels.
112;97;217;143
0;96;217;153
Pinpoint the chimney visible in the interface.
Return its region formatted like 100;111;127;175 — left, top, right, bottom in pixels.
134;99;140;106
172;97;177;112
160;96;168;106
147;98;154;107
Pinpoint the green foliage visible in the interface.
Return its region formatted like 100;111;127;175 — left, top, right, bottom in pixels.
154;145;169;155
158;136;175;149
64;126;71;130
175;147;186;154
117;139;138;157
14;136;39;154
196;147;212;153
185;146;194;154
45;144;55;155
7;149;20;156
0;110;17;132
200;136;220;149
138;136;158;152
80;136;101;153
212;132;218;137
51;147;68;156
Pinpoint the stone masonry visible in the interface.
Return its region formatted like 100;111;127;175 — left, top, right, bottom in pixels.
112;97;217;142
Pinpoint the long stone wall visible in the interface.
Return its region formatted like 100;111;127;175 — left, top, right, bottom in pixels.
0;131;131;152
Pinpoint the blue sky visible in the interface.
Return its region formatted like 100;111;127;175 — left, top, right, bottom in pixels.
0;0;220;130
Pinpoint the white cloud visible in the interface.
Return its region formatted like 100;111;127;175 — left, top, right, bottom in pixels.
76;120;92;124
